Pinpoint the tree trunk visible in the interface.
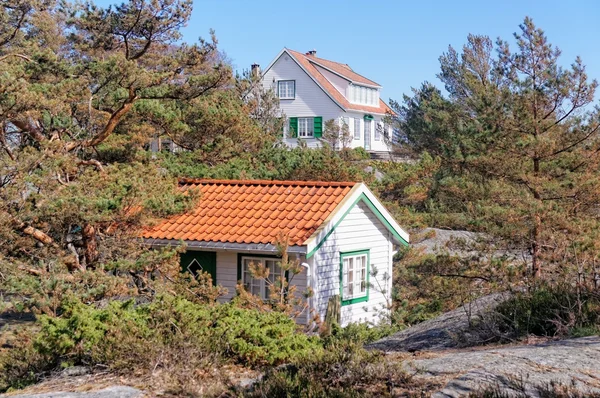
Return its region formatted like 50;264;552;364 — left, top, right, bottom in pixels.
532;157;542;278
82;223;98;267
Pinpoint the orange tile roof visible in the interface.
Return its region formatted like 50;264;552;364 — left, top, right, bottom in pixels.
287;49;394;115
142;179;358;246
308;55;380;87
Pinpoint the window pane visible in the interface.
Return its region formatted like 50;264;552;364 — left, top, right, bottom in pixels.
278;81;294;98
354;119;360;140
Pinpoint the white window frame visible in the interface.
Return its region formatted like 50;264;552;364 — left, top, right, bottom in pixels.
364;119;371;141
241;256;283;300
375;121;381;141
353;118;361;140
298;117;314;138
277;80;295;99
341;251;369;304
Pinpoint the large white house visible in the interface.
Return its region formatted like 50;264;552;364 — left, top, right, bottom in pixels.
143;179;409;326
259;48;395;153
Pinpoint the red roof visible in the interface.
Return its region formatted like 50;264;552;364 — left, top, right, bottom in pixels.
142;179;358;246
287;49;394;115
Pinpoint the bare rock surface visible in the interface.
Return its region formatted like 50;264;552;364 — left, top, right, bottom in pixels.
1;386;144;398
367;293;509;352
405;336;600;397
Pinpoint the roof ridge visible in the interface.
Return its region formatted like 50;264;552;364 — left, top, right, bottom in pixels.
178;178;359;187
287;49;380;87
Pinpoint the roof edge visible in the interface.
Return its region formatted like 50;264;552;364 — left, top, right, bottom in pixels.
304;183;409;258
281;49;347;111
178;178;359;187
143;238;308;255
309;59;381;88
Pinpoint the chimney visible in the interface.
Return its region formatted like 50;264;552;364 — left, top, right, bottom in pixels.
251;63;260;77
306;49;317;57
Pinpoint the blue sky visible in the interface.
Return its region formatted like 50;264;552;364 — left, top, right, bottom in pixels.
93;0;600;104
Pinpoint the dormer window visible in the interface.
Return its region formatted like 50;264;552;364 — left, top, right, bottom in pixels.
348;84;378;106
277;80;295;99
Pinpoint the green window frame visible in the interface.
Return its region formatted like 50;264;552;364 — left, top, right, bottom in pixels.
339;249;370;306
289;116;322;138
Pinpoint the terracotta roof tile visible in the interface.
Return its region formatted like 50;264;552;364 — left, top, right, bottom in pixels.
286;49;394;115
142;179;357;246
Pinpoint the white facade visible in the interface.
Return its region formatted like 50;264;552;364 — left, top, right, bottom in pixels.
261;49;394;153
312;201;394;325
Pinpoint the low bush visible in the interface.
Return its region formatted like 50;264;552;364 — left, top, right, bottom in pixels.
322;322;399;347
495;283;600;338
0;295;320;393
248;340;418;398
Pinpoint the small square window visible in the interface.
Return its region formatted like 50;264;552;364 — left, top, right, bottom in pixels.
278;80;295;99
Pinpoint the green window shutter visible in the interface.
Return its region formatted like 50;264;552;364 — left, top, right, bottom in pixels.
313;116;323;138
289;117;298;138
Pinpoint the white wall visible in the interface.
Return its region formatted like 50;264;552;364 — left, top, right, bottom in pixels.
346;112;392;152
262;52;343;138
214;250;309;323
313;65;350;97
313;201;393;326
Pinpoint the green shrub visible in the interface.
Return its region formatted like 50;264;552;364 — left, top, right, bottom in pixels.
0;295;320;392
322;322;399;347
495;284;600;338
351;147;371;160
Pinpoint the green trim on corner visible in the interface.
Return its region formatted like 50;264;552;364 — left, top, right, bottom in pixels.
340;249;370;306
306;193;408;259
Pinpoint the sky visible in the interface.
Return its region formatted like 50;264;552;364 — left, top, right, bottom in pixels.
92;0;600;104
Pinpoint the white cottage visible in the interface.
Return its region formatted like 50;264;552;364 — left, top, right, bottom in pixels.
259;48;395;153
143;179;409;326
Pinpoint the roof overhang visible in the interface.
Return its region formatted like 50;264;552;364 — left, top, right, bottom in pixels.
303;183;409;258
143;238;307;255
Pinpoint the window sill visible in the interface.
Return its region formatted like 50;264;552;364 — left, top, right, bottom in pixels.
341;295;368;306
279;97;295;100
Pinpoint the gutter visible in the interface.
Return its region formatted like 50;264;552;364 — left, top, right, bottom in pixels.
143;238;308;255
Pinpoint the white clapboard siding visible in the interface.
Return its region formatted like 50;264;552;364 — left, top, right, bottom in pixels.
346;111;391;152
216;251;238;301
215;251;309;322
262;52;343;123
313;201;392;326
313;65;349;97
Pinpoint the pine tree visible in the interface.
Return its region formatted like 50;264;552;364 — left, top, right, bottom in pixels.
392;18;600;279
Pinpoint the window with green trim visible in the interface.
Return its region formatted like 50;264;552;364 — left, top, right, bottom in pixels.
340;250;369;305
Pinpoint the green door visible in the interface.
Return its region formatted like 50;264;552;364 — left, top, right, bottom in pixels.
180;251;217;286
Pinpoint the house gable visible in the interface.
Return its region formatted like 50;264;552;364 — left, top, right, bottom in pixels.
261;49;345;113
304;183;409;258
312;199;394;325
